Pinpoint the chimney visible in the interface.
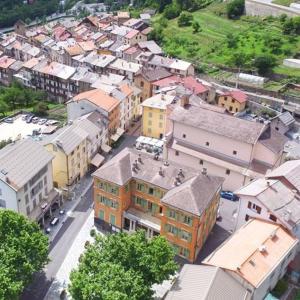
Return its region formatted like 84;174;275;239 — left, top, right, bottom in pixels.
138;153;142;163
202;168;207;175
159;167;164;177
180;94;189;108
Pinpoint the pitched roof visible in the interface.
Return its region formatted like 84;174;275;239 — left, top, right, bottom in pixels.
183;76;208;94
142;68;171;82
278;112;295;126
170;105;265;144
0;139;54;190
166;265;249;300
222;90;247;103
0;56;16;69
93;148;222;215
258;127;288;153
266;160;300;191
162;174;223;216
73;89;120;112
203;219;298;288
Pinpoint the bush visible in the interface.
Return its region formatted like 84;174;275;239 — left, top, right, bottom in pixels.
33;101;49;117
226;0;245;19
272;279;288;298
163;3;180;19
178;11;193;27
90;229;96;237
253;54;277;76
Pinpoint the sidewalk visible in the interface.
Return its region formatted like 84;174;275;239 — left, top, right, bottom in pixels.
45;210;101;299
46;175;93;242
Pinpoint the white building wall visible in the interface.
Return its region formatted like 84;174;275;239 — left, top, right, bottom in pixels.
0;180;18;211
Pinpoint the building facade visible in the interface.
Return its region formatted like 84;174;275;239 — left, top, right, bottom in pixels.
93;148;223;262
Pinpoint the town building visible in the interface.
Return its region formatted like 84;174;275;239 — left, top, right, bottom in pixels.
68;88;121;138
165;264;249;300
134;68;171;101
203;219;299;300
270;111;295;135
141;93;176;139
166;105;287;191
0;139;59;225
217;90;248;114
0;55;16;85
92;148;223;262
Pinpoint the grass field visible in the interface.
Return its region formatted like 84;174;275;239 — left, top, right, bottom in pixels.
154;2;300;78
272;0;294;6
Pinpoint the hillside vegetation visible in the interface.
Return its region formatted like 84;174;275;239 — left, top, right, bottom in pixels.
151;1;300;78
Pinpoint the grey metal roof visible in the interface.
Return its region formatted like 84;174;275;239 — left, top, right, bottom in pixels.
170;105;265;144
278;112;295;126
166;265;249;300
0;139;54;190
142;67;171;82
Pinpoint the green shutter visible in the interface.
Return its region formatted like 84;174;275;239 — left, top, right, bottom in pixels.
110;214;116;225
188;233;192;242
165;224;170;232
141;199;147;209
99;210;104;220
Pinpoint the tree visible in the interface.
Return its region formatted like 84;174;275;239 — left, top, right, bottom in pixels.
163;3;180;20
33;101;49;116
253;54;277;76
226;0;245;19
69;231;177;300
192;21;201;33
0;98;9;116
283;18;295;35
0;210;49;300
226;33;238;48
178;11;193;27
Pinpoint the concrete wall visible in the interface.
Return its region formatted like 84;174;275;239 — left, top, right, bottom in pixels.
245;0;300;17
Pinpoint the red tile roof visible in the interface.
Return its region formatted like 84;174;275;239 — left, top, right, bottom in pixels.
223;90;247;103
182;76;208;95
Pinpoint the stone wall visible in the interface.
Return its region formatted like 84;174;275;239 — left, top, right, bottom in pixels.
245;0;300;17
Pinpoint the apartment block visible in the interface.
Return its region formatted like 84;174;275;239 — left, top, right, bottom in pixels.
167;105;287;191
92;148;223;262
0;139;58;225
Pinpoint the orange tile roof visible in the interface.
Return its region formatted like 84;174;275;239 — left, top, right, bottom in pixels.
120;84;133;97
203;219;298;288
78;40;96;52
23;57;39;69
65;44;84;56
0;56;16;69
73;89;120;112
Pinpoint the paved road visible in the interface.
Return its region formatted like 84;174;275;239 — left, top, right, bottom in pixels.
21;186;93;300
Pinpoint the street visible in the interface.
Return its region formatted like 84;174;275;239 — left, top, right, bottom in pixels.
21;185;93;300
21;133;138;300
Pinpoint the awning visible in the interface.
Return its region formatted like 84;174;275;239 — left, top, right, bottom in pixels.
101;144;112;153
111;128;125;142
90;153;105;167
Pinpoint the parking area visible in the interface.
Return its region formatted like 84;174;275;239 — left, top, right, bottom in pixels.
0;114;59;141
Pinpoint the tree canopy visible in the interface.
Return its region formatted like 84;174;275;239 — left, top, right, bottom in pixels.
69;230;177;300
226;0;245;19
0;210;49;300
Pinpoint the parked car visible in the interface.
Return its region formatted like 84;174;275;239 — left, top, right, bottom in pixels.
220;191;239;201
4;117;14;123
38;118;47;125
59;209;65;215
46;119;58;126
50;217;59;226
45;227;51;234
32;117;39;124
22;114;28;121
26;115;34;123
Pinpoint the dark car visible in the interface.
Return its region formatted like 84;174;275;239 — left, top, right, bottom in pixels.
26;115;34;123
221;191;239;201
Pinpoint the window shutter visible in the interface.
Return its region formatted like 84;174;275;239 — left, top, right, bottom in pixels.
165;224;170;232
188;233;192;242
248;201;252;209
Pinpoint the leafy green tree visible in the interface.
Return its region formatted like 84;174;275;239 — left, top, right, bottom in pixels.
163;3;180;19
253;54;277;75
0;210;49;300
0;99;9;116
226;0;245;19
158;0;172;13
33;101;49;116
178;11;193;27
69;231;177;300
226;33;238;48
192;20;201;33
283;18;295;35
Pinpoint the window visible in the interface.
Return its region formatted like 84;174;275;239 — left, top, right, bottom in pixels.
71;151;74;156
110;214;116;225
183;215;193;226
226;169;230;175
39;193;42;203
182;134;186;138
140;81;144;87
25;194;29;205
99;210;104;220
137;183;144;192
199;160;203;165
148;112;152;118
175;151;179;156
269;214;277;222
83;147;86;153
229;106;233;111
159;114;163;120
168;209;176;219
159;122;163;128
245;214;250;221
147;128;152;133
231;99;235;103
275;127;279;131
159;206;163;214
24;184;28;192
26;206;30;215
33;199;37;208
148;120;152;126
252;203;262;214
181;230;192;242
148;187;154;195
233;150;237;155
44;176;47;185
206;142;209;146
